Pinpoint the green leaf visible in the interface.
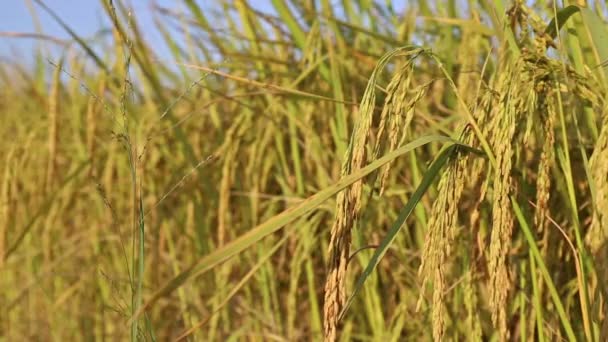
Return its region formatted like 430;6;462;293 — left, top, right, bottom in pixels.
544;5;608;79
580;7;608;79
544;5;580;38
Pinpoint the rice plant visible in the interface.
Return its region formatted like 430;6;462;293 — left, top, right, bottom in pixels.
1;0;607;341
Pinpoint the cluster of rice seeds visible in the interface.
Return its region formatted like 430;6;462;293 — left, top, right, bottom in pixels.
467;126;492;235
463;47;511;199
218;142;237;247
322;47;423;341
322;98;371;341
417;144;469;340
534;81;556;238
485;58;528;340
586;102;608;258
488;105;515;340
484;51;567;339
457;129;485;341
373;60;415;195
462;68;497;241
587;111;608;336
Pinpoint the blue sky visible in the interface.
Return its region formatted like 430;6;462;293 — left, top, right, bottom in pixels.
0;1;278;62
0;1;412;66
1;1;165;60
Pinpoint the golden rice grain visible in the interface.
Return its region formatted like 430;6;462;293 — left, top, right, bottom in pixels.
418;148;468;340
533;87;555;234
587;112;608;340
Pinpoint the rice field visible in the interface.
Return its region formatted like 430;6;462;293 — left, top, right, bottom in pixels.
1;0;608;340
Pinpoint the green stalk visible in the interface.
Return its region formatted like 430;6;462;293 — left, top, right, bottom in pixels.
511;199;576;341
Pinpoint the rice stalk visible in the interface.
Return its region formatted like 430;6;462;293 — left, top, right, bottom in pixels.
86;76;106;177
218;113;250;247
46;58;62;194
457;129;485;342
485;52;554;338
486;62;521;341
417;138;470;340
527;92;556;339
373;60;416;195
5;1;608;340
0;147;15;268
322;47;423;341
